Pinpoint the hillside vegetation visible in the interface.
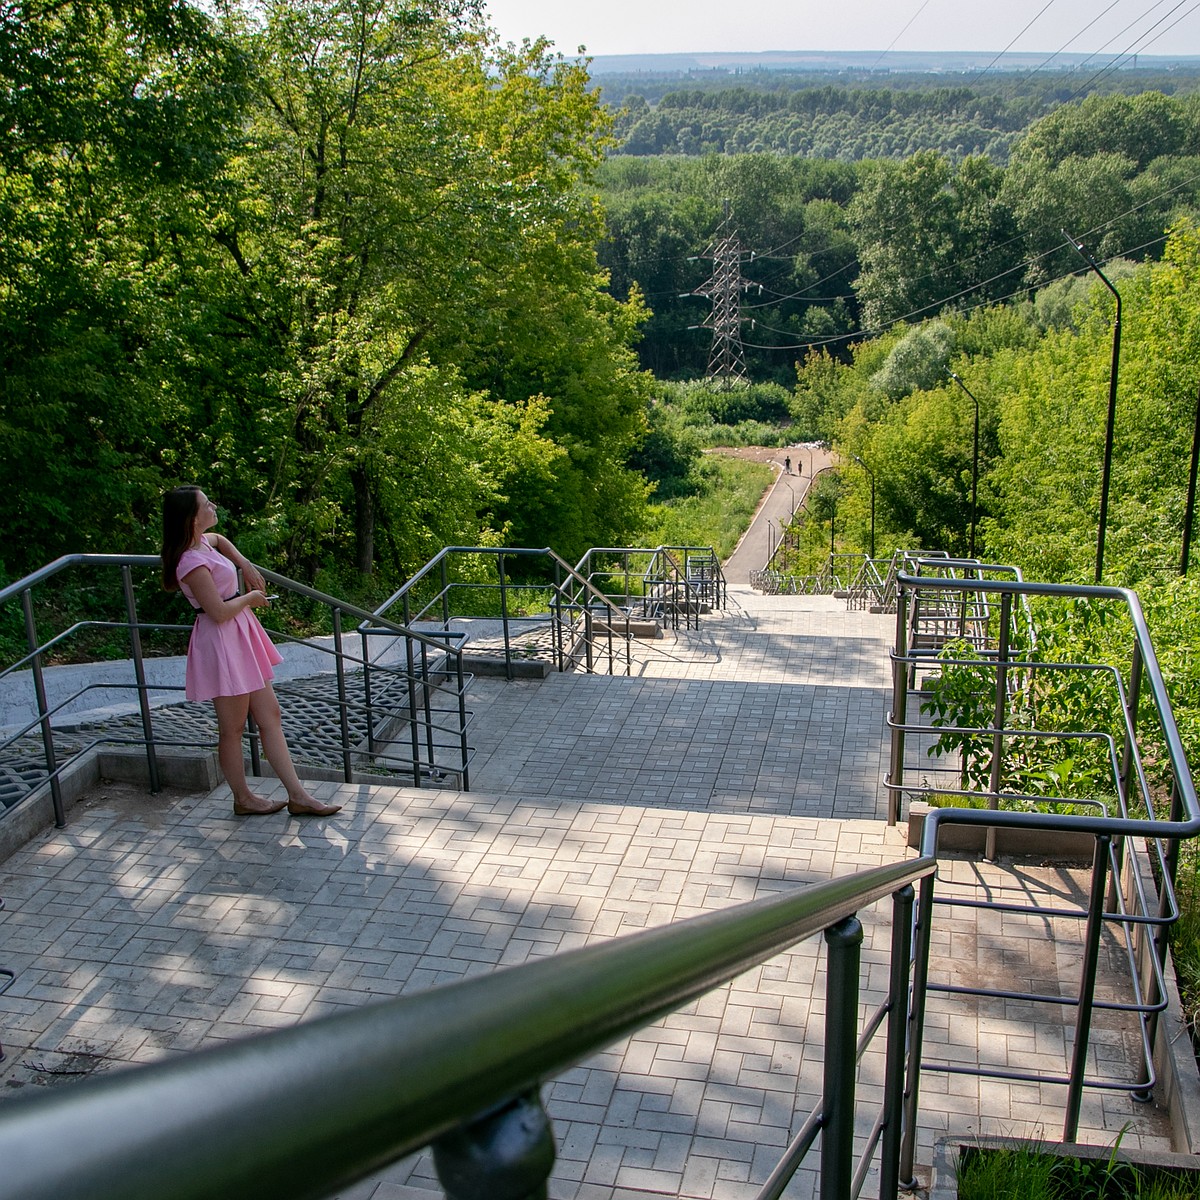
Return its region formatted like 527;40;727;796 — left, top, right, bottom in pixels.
598;90;1200;381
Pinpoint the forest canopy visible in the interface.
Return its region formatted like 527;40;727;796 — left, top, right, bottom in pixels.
1;0;651;589
10;2;1200;605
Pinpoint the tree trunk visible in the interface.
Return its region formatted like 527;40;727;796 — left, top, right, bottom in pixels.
352;462;375;577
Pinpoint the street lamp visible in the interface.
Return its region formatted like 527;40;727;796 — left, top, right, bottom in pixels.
851;454;876;559
1182;384;1200;576
1065;230;1121;585
948;371;981;560
782;479;797;517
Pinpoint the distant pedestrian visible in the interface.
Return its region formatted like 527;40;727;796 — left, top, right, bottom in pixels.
784;455;791;474
161;485;341;818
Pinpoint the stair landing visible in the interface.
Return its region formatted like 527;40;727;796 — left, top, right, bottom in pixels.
0;588;1176;1198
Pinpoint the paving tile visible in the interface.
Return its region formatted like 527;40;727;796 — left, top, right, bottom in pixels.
0;587;1174;1198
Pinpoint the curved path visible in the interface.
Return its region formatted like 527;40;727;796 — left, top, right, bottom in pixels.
721;444;831;584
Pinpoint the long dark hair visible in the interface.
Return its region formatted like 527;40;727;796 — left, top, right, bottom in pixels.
161;485;202;591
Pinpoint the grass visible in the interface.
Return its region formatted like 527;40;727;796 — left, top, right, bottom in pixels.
956;1139;1200;1199
1170;842;1200;1037
643;454;773;562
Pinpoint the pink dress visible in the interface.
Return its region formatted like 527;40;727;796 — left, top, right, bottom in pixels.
176;537;282;702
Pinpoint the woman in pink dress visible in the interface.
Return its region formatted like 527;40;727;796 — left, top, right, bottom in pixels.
161;485;341;817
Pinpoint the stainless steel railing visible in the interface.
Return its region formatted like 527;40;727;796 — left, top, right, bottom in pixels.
363;546;637;679
0;554;473;822
573;545;727;632
0;855;936;1200
886;569;1200;1178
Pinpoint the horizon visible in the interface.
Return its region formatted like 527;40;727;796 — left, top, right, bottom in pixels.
483;1;1200;61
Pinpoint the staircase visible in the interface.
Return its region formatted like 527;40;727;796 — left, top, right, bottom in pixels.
0;584;1181;1200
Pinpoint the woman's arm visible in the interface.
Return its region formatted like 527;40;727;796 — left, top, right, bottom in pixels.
180;565;268;624
209;534;266;593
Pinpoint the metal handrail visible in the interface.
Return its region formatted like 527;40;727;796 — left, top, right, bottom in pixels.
573;545;727;632
362;546;635;679
0;855;936;1200
0;555;472;820
887;569;1200;1180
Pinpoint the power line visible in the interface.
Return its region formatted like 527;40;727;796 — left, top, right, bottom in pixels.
868;0;935;72
975;0;1060;77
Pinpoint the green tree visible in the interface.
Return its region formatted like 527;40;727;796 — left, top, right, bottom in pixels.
0;0;250;572
849;151;956;328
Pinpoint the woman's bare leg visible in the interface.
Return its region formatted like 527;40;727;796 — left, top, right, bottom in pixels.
248;685;341;816
212;694;287;814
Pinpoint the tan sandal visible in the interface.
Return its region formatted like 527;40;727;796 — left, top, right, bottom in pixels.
287;798;343;817
233;796;288;816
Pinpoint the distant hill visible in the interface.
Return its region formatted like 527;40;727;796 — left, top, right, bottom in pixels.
587;50;1200;163
586;49;1200;76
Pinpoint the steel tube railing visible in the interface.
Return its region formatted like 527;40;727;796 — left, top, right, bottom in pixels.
121;564;161;794
892;564;1199;1175
21;588;64;826
821;916;864;1200
0;856;936;1200
0;554;472;818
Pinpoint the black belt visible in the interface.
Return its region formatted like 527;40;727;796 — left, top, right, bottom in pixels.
190;592;240;611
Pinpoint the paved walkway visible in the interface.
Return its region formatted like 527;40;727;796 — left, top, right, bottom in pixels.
722;447;829;585
0;588;1174;1199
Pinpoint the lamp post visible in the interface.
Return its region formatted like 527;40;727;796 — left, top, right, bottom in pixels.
851;455;876;559
782;479;797;517
1182;384;1200;576
948;371;981;559
801;465;840;564
1065;231;1122;585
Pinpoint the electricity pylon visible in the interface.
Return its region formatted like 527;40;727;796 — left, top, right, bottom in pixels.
690;210;751;387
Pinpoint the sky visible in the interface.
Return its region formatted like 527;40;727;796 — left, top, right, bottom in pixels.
482;0;1200;60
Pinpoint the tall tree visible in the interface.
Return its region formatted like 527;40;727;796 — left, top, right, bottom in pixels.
198;0;649;578
0;0;250;572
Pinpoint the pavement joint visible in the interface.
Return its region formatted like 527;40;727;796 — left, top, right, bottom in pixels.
0;586;1174;1198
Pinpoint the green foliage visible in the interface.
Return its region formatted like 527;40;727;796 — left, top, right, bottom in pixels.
627;402;703;501
596;154;860;381
611;82;1045;164
956;1135;1200;1200
870;321;955;401
2;0;654;585
644;454;772;560
920;600;1126;806
919;640;996;789
649;378;796;450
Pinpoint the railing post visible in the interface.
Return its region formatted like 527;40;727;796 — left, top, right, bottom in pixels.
499;554;513;682
121;565;160;794
552;561;564;672
1064;833;1112;1141
456;645;471;791
433;1090;556;1200
1143;784;1185;1092
888;583;909;826
984;591;1012;862
879;884;916;1200
405;627;422;787
246;714;263;777
332;608;353;784
900;871;936;1189
21;588;64;827
420;639;436;771
362;627;375;756
1108;640;1144;911
1120;640;1144;810
821;915;863;1200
